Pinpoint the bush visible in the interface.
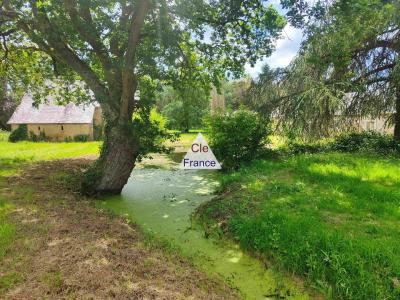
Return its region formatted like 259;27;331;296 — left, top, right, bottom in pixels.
132;108;178;161
286;141;327;155
93;124;103;141
8;124;28;142
73;134;89;142
29;130;47;142
329;131;400;154
282;131;400;156
207;109;270;170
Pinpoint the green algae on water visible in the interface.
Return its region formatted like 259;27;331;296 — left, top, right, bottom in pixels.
98;168;310;300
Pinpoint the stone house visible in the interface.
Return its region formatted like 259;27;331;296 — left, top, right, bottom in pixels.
7;93;103;141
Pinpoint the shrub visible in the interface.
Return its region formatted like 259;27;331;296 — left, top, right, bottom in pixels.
8;124;28;142
132;108;178;161
73;134;89;142
286;141;328;155
29;130;47;142
29;131;37;142
93;124;103;141
282;131;400;156
207;108;270;170
329;131;400;154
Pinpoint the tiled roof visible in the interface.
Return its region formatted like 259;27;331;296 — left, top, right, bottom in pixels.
7;94;98;124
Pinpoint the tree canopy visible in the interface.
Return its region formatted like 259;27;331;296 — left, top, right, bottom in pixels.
250;0;400;140
0;0;286;193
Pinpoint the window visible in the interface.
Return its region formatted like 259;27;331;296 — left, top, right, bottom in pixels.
61;125;64;131
38;126;40;130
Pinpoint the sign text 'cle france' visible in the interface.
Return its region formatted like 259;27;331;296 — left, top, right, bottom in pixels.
180;133;221;169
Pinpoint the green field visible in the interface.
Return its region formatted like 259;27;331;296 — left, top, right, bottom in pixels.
197;152;400;299
0;141;100;162
0;141;101;177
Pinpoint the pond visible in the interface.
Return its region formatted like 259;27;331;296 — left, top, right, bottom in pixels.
98;165;310;299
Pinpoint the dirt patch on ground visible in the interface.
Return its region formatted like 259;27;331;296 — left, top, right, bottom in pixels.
0;159;238;299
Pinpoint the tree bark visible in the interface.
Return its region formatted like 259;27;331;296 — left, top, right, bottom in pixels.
79;0;150;196
82;121;140;195
394;88;400;142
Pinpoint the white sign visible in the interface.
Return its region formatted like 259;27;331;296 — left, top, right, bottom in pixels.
180;133;221;169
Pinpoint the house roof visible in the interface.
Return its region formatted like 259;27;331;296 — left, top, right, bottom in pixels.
7;94;99;124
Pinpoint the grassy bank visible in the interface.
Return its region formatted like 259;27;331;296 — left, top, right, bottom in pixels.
196;152;400;299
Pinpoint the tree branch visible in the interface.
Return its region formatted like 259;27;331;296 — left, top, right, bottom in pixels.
0;28;16;36
355;38;399;56
25;1;111;111
110;0;133;57
119;0;150;120
353;63;395;83
124;0;150;68
62;0;114;75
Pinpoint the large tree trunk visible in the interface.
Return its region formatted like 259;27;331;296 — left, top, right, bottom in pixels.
82;121;140;195
394;88;400;142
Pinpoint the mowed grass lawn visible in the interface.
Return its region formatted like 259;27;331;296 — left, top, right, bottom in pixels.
0;138;100;174
197;152;400;299
0;131;101;280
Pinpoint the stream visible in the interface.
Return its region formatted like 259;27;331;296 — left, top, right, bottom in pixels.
98;160;310;299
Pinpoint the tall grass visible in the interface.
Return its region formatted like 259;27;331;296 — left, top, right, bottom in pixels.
197;153;400;299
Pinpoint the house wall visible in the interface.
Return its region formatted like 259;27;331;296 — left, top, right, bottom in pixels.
11;123;93;141
357;117;394;134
